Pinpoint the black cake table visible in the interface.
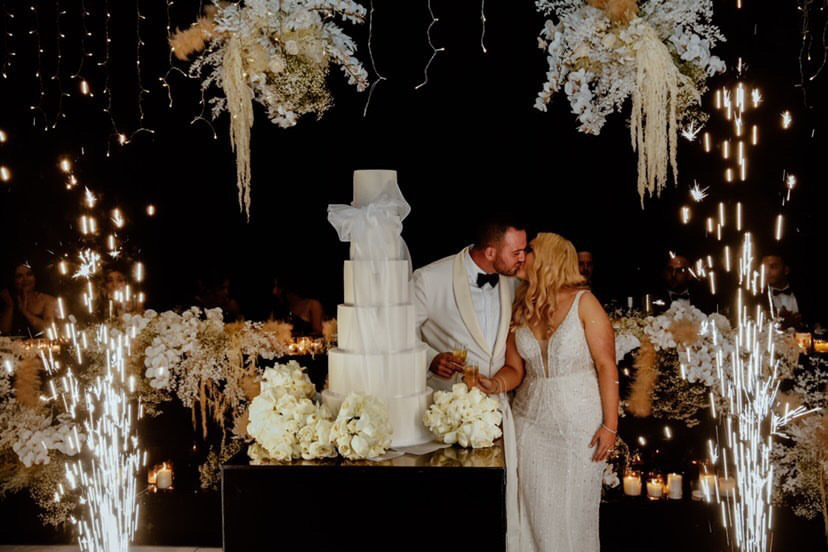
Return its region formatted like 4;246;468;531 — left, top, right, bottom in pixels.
221;443;506;551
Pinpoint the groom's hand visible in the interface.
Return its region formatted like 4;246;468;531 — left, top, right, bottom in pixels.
430;353;464;379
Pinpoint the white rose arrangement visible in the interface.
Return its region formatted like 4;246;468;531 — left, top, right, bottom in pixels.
330;393;393;460
260;360;317;402
247;393;335;462
423;383;503;449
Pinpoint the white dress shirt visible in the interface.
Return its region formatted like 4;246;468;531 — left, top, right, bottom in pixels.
769;286;799;314
465;250;501;351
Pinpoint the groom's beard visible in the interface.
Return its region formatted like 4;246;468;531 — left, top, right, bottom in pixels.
495;261;522;277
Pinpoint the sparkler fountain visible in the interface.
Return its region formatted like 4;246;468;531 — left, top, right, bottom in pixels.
680;64;819;552
40;171;147;552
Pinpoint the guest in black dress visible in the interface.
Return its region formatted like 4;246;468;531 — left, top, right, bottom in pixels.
268;276;324;337
0;262;57;337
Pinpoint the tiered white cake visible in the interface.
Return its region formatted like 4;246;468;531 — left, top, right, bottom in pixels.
324;170;434;447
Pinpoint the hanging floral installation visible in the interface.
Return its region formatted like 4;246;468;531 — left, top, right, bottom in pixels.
171;0;369;219
534;0;726;205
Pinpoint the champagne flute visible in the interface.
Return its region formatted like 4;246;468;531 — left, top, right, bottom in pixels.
464;363;480;389
451;342;468;365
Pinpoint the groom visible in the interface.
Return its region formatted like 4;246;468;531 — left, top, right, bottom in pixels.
413;217;527;391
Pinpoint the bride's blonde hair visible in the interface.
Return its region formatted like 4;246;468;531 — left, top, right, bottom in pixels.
512;233;586;336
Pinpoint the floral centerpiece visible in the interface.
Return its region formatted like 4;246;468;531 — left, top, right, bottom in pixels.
170;0;369;218
534;0;725;205
423;383;503;448
613;302;799;426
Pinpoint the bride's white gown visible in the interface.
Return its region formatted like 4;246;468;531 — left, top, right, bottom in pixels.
512;290;603;551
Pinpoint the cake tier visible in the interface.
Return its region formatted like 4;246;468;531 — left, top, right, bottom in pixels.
327;348;428;396
322;388;435;448
349;238;404;261
343;260;410;306
337;304;417;353
353;169;398;207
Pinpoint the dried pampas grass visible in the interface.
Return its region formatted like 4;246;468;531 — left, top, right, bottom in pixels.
222;35;255;220
588;0;638;24
669;318;701;347
170;7;217;61
631;25;699;207
627;336;657;417
14;357;42;409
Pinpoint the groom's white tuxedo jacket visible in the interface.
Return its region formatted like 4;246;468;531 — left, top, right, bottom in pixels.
413;247;518;391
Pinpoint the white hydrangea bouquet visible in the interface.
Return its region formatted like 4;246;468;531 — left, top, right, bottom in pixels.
170;0;369;218
330;393;393;460
534;0;725;205
423;383;503;449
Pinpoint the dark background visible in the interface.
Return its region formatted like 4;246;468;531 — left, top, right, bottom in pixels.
0;0;826;322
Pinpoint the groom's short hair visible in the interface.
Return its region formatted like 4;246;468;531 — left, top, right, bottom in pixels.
471;215;527;250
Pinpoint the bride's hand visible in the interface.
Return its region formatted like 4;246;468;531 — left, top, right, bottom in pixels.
589;425;616;462
475;375;499;394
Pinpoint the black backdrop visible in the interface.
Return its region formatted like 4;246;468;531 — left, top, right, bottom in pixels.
1;1;826;321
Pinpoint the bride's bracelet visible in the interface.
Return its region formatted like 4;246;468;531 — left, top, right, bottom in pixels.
601;424;617;435
494;375;507;394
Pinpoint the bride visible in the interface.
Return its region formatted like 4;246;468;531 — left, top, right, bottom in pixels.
478;233;619;551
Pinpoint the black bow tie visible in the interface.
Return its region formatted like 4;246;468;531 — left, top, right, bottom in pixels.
476;273;499;288
669;291;691;300
772;287;792;297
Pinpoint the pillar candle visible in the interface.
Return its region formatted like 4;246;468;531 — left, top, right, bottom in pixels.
156;464;173;490
623;474;642;496
647;479;663;499
718;476;736;498
667;473;683;500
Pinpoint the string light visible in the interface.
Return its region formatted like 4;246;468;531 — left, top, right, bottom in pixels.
703;132;711;152
159;0;187;109
0;129;6;142
134;0;153;136
146;204;156;216
70;0;94;88
2;3;15;79
680;206;691;224
781;110;792;129
0;166;10;182
99;0;120;155
480;0;488;54
362;0;387;117
51;0;69;128
415;0;445;91
28;3;47;130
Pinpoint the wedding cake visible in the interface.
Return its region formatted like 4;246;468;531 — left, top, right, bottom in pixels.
325;170;434;447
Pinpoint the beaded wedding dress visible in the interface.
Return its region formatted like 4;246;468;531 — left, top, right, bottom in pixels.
512;290;603;552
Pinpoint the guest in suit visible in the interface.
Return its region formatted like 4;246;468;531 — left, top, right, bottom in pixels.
578;250;594;287
652;254;714;314
413;215;527;551
761;253;805;330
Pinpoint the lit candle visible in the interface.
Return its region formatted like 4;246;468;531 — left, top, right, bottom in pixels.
623;473;642;496
647;478;663;500
718;476;736;498
667;473;683;500
156;463;173;490
699;473;716;498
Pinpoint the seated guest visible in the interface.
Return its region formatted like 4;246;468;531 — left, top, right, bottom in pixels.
0;262;57;337
652;254;714;314
194;272;244;322
761;253;805;330
578;250;594;287
103;264;142;318
268;276;324;337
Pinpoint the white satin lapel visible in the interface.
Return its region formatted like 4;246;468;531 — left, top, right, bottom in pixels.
492;275;513;362
452;249;490;355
